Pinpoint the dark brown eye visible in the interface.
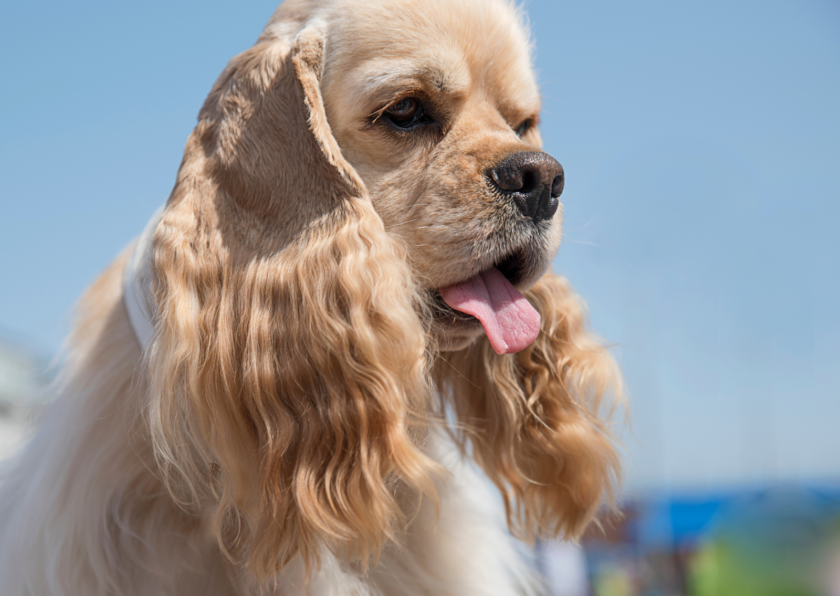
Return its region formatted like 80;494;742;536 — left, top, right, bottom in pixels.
384;98;425;129
515;118;533;137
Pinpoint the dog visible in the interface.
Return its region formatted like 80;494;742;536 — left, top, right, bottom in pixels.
0;0;623;593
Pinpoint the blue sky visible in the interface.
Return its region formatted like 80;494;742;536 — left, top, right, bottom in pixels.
1;0;838;492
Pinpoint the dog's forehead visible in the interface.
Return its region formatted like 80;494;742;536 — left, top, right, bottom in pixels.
324;0;539;111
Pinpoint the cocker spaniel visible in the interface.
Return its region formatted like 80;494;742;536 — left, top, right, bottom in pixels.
0;0;623;594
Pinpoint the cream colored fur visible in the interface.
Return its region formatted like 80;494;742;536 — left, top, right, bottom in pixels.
0;1;623;594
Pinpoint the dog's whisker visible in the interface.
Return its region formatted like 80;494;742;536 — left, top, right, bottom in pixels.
563;239;601;247
395;217;422;227
540;64;563;86
563;219;596;233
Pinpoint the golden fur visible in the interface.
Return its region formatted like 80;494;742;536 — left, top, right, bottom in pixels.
0;0;623;594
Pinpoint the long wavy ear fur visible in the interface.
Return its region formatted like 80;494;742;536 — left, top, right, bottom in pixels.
146;20;437;581
437;273;623;541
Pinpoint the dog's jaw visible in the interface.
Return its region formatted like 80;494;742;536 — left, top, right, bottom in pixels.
432;316;485;352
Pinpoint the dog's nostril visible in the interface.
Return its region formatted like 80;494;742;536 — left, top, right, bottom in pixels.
550;172;564;198
488;151;564;223
520;170;538;195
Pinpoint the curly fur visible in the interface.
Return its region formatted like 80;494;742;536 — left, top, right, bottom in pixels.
147;25;438;579
0;1;624;594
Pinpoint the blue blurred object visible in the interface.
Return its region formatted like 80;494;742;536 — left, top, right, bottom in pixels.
579;485;840;595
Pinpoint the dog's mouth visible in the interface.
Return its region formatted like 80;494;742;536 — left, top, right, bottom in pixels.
430;250;542;355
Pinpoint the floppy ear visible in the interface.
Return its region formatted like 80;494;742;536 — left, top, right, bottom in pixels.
146;21;437;581
437;273;623;541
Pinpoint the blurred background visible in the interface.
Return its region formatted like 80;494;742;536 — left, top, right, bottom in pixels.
1;0;838;594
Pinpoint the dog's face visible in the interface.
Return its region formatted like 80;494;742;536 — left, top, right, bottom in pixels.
317;0;564;350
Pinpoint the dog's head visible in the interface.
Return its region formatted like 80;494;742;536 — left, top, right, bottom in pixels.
315;0;563;352
147;0;621;580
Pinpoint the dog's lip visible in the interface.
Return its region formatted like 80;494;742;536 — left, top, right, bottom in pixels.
433;248;530;293
429;290;478;324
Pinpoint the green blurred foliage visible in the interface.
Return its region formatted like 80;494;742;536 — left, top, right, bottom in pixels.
690;540;816;596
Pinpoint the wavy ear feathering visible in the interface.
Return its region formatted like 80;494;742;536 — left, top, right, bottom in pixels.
436;273;624;541
145;20;438;580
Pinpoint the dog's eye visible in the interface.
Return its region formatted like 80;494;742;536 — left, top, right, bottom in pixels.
515;118;534;137
384;98;426;129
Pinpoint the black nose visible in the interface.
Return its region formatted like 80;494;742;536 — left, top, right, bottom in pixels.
487;152;564;223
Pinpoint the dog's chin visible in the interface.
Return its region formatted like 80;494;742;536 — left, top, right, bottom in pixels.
430;312;485;352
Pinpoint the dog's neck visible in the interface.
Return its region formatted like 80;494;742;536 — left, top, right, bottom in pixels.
123;208;162;350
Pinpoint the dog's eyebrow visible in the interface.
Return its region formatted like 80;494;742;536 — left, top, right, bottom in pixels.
359;62;470;98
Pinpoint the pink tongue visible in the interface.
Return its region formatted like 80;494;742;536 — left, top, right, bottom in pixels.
439;267;541;355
